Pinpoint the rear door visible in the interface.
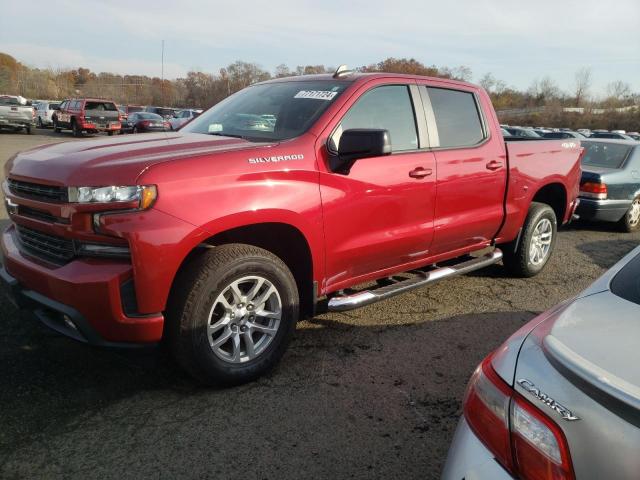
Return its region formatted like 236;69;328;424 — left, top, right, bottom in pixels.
318;82;437;291
419;83;507;255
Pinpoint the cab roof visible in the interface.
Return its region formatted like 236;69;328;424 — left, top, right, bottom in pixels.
257;72;479;90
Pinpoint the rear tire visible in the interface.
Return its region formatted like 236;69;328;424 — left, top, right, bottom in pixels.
107;131;114;136
37;117;44;128
25;126;31;135
166;244;299;386
501;202;557;277
72;119;82;137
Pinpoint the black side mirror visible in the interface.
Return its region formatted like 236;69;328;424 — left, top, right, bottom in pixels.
329;128;391;174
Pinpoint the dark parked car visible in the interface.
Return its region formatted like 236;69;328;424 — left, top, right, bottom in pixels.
543;130;587;139
575;139;640;231
144;106;178;119
122;112;170;133
504;127;541;138
589;132;634;140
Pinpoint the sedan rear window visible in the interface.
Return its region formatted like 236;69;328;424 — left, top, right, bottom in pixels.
611;251;640;305
581;142;633;169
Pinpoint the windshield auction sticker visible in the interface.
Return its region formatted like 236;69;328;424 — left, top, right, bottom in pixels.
294;90;338;100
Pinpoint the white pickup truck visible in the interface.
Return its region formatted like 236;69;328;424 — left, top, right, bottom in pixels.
0;95;35;134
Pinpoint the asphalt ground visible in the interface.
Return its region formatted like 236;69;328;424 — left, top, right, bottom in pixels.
0;128;638;479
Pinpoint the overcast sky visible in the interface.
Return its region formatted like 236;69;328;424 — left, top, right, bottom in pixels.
2;0;639;96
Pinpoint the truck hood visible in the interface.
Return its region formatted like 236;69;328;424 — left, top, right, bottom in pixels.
5;132;273;186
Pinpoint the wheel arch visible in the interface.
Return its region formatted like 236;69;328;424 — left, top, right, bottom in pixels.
531;182;567;223
169;221;318;320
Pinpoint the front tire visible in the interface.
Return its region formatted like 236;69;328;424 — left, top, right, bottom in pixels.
167;244;299;386
618;196;640;232
53;118;61;133
501;202;557;277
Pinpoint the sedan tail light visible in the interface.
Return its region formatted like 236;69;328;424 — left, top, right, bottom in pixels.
463;354;575;480
580;182;607;200
141;120;151;126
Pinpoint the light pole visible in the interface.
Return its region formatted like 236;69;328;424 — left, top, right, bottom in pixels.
161;39;165;106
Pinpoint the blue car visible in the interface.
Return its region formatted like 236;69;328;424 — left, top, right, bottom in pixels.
576;139;640;232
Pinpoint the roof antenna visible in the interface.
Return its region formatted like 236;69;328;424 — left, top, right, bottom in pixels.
333;65;353;79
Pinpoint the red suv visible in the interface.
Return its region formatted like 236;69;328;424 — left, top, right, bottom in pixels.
52;98;121;137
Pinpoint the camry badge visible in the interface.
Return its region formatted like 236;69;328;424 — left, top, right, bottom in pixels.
517;379;580;421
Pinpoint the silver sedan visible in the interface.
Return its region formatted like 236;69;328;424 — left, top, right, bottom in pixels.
442;245;640;480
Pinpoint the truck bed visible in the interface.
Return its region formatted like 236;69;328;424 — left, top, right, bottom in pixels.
496;138;583;243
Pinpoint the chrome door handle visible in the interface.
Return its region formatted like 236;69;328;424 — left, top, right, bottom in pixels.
486;160;503;171
409;167;433;179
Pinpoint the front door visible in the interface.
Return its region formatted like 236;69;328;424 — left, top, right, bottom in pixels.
318;83;437;292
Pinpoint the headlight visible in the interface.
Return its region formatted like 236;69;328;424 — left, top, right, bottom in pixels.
68;185;157;209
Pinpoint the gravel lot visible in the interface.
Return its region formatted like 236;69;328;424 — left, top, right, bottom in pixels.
1;129;638;479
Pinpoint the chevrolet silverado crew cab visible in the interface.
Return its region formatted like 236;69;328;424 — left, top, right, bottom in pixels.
1;68;582;385
52;98;121;137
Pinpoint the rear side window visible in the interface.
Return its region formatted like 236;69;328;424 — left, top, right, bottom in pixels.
49;103;60;110
427;87;484;148
338;85;418;152
581;143;632;169
611;251;640;305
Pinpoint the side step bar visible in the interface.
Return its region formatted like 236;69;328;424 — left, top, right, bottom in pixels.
327;249;503;312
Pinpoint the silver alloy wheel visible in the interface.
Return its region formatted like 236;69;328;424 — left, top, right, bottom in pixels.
207;275;282;364
628;198;640;227
529;218;553;266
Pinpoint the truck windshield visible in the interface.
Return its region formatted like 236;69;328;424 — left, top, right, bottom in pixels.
581;142;633;169
182;80;348;141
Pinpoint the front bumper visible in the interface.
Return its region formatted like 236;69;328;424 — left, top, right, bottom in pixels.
441;418;514;480
575;197;630;223
1;225;163;345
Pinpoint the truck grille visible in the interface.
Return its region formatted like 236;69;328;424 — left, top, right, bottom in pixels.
15;225;75;264
8;179;68;203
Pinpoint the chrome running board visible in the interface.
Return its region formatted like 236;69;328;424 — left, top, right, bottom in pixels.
327;250;503;312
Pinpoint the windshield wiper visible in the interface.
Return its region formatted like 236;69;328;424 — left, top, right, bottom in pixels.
206;132;248;140
206;132;277;143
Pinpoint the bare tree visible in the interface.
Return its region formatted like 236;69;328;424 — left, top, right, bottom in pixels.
528;76;561;105
479;72;507;94
606;80;631;100
573;67;592;107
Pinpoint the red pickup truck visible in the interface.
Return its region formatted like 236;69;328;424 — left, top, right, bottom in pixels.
52;98;121;137
1;70;582;385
